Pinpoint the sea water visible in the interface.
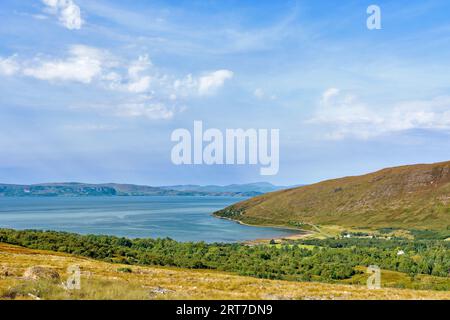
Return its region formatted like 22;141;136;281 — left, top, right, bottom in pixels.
0;196;298;243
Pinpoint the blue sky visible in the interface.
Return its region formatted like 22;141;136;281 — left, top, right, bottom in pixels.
1;0;449;186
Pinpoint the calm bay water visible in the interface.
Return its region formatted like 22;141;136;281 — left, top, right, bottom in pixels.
0;196;297;243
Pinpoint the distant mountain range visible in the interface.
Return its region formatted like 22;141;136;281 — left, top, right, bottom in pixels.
0;182;296;198
214;160;450;231
160;182;294;193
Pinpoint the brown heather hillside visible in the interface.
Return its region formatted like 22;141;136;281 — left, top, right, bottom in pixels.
1;243;449;300
215;161;450;231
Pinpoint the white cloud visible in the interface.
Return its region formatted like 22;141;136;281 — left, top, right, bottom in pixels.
115;102;174;120
126;55;152;93
1;47;232;120
253;88;277;100
387;96;450;131
23;45;113;83
198;69;233;95
173;74;197;96
99;55;154;94
2;48;232;100
101;71;122;90
127;76;151;93
174;70;234;96
321;87;340;104
128;55;152;78
0;55;20;76
32;14;49;20
254;88;265;99
42;0;83;30
309;88;450;140
313;89;381;126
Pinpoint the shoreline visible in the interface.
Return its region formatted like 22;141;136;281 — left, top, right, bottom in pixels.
213;214;313;244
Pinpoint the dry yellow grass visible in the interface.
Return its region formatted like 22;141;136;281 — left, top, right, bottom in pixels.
0;243;449;300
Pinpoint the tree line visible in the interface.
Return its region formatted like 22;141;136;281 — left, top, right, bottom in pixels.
0;229;448;288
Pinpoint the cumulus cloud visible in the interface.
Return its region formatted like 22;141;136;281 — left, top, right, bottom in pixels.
173;74;197;96
2;47;233;99
42;0;83;30
95;55;154;94
23;45;113;83
126;55;152;93
101;71;122;90
1;46;233;120
127;77;151;93
309;88;450;140
174;70;233;96
388;97;450;132
0;55;20;76
198;70;233;95
1;46;116;84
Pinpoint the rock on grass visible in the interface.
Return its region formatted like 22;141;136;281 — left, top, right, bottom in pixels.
23;266;60;282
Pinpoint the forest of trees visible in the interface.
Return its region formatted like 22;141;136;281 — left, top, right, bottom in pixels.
0;229;448;287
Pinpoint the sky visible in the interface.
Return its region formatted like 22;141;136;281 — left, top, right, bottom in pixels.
0;0;449;186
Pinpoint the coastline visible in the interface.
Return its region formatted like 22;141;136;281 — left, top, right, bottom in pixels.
1;194;311;243
213;214;313;244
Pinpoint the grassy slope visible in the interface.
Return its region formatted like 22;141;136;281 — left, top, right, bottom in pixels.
0;243;449;300
215;161;450;231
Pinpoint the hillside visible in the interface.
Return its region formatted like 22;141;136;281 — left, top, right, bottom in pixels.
1;243;448;300
214;161;450;231
0;182;273;197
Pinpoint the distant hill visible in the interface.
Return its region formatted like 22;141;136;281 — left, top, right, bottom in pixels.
0;182;291;197
161;182;294;194
214;161;450;231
